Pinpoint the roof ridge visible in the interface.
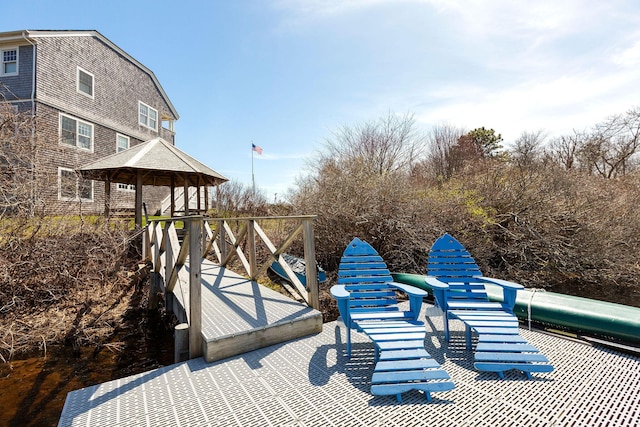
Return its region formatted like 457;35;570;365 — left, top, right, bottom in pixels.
124;138;161;167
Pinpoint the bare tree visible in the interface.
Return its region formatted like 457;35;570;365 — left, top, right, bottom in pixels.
211;180;269;216
0;101;39;218
321;112;425;176
546;130;583;170
422;123;466;182
511;130;546;169
579;107;640;178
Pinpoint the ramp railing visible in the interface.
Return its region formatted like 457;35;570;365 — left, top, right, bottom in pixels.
142;215;319;360
204;215;319;310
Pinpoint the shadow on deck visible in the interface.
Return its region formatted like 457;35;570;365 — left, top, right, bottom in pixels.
169;259;323;362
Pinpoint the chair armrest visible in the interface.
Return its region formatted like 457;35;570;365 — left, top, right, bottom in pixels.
330;285;351;324
389;282;427;320
477;277;523;311
478;277;524;290
425;276;449;291
389;281;429;297
330;284;350;299
425;276;449;311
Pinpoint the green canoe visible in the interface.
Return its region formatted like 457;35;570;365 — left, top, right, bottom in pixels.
392;273;640;345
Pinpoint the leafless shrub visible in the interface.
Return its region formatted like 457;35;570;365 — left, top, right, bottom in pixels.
319;111;425;176
0;219;138;361
413;123;466;183
291;108;640;313
210;180;269;216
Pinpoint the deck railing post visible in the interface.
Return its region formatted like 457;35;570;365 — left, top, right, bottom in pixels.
201;218;208;258
248;219;257;279
164;220;174;312
219;220;228;266
302;218;320;310
188;216;203;359
142;224;150;262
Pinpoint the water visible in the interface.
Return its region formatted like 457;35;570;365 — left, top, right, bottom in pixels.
0;312;174;426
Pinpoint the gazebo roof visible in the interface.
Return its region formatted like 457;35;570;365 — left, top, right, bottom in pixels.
78;137;228;187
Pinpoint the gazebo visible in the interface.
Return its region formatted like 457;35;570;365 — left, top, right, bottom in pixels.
79;137;228;227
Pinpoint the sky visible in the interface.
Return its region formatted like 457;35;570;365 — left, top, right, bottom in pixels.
6;0;640;201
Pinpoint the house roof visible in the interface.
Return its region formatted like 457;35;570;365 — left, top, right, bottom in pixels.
0;29;179;120
79;137;228;187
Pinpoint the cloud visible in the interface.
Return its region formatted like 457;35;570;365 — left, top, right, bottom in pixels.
612;39;640;66
415;65;640;142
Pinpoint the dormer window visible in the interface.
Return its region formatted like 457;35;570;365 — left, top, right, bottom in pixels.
139;101;158;131
1;48;17;75
77;67;94;97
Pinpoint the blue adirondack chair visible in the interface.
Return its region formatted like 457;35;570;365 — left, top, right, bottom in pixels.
331;237;454;402
426;233;553;378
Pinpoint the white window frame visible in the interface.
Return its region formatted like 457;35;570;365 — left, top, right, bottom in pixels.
58;167;93;202
116;133;130;152
116;134;135;191
1;47;18;76
138;101;158;131
59;113;94;152
77;66;94;98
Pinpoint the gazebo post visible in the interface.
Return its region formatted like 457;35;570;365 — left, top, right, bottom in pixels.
135;171;143;228
104;179;111;217
197;175;202;213
183;174;189;216
204;185;209;212
170;175;175;217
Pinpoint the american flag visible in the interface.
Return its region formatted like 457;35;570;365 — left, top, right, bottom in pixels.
252;143;263;155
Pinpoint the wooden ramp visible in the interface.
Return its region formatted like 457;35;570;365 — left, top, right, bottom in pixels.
169;258;323;362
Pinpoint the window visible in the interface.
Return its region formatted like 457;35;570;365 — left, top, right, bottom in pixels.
116;134;135;191
138;101;158;131
77;67;94;97
60;114;93;151
59;167;93;201
116;134;129;152
1;48;17;75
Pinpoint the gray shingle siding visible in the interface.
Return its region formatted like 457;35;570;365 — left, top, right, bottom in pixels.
35;35;175;142
1;31;178;215
0;44;34;101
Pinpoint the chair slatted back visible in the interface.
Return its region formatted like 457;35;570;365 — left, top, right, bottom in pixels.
428;233;489;302
338;238;398;314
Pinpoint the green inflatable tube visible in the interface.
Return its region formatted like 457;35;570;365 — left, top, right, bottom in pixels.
392;272;640;345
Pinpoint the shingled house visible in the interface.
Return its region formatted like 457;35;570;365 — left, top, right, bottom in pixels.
0;29;178;215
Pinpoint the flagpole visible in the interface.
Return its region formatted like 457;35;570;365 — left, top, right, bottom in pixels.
251;141;255;194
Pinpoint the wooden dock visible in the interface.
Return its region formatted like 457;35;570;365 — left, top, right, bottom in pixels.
58;303;640;426
57;218;640;425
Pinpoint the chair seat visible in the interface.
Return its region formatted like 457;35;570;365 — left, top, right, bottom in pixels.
448;301;504;310
351;311;412;321
368;329;455;402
